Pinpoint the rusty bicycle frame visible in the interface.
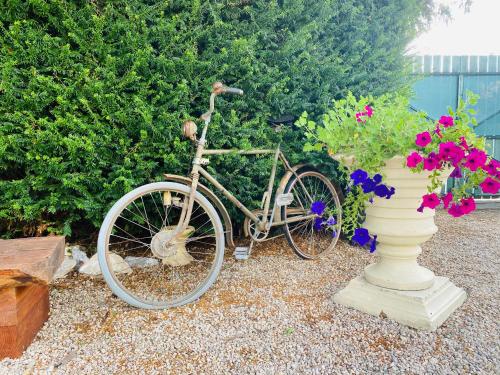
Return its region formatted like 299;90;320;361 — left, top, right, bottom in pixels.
166;82;317;247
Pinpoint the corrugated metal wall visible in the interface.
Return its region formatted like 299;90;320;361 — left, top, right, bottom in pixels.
411;55;500;198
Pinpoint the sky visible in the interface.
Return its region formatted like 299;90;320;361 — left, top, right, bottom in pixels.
408;0;500;55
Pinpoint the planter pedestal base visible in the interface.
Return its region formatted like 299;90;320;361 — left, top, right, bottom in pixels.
333;276;467;331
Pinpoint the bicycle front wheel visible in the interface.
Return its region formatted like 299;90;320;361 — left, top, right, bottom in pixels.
281;170;341;259
97;182;224;309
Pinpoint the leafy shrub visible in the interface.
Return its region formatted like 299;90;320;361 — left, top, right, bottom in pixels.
0;0;431;238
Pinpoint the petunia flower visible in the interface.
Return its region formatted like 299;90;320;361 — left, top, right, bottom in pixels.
482;159;499;176
420;193;440;210
460;197;476;215
313;217;323;231
434;124;443;138
415;131;432;148
385;187;395;199
438;142;460;161
369;235;378;253
423;152;441;171
365;105;373;117
438;115;454;127
361;178;377;193
442;192;453;209
352;228;371;247
407;152;423;168
464;149;487;171
480;177;500;194
350;169;368;185
374;184;390;198
459;136;469;151
450;167;462;178
310;201;326;216
448;203;464;217
326;216;336;226
373;174;382;184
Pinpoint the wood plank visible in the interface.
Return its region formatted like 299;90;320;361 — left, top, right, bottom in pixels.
442;56;451;73
460;55;469;72
432;55;442;73
479;56;488;72
0;283;49;359
487;55;498;72
451;56;461;72
469;55;479;72
0;236;65;283
423;55;432;73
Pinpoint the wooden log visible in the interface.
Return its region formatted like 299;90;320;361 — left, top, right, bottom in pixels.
0;270;49;359
0;236;65;283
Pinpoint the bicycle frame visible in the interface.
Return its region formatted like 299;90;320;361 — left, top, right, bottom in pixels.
177;89;315;235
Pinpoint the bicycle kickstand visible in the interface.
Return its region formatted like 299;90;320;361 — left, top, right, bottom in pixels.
233;240;254;260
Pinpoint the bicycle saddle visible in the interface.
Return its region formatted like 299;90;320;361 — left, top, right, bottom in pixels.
267;114;297;126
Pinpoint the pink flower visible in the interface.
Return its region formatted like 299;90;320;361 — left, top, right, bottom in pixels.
464;149;487;171
434;124;443;138
365;105;373;117
438;142;457;160
406;152;423;168
482;159;499;176
480;177;500;194
421;193;440;210
438;115;454;128
448;203;464;217
459;136;469;151
355;112;365;123
415;132;432;148
460;197;476;214
423;152;441;171
442;192;453;209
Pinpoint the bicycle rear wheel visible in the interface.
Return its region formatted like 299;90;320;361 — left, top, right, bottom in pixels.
281;170;341;259
97;182;224;309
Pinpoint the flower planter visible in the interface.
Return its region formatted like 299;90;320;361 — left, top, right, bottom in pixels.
333;156;467;330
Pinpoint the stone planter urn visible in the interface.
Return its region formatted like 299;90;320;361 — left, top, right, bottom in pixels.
333;155;467;330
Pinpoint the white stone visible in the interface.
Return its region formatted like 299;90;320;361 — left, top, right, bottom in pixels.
53;256;77;280
71;246;89;266
333;276;467;331
79;253;132;276
124;256;159;268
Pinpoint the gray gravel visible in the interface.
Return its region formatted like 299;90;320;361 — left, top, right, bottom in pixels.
1;210;499;374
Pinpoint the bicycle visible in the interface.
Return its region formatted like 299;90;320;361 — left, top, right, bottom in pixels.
97;82;342;309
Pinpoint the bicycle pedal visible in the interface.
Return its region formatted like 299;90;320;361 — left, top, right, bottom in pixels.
234;247;250;260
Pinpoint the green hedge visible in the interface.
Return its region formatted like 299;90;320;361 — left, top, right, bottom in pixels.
0;0;429;238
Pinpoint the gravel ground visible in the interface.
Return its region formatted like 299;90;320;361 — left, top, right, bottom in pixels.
1;210;499;374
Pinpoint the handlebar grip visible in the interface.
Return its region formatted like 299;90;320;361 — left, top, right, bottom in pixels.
224;87;244;95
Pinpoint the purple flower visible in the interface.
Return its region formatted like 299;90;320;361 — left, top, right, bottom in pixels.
369;235;378;253
313;217;323;231
352;228;371;247
310;201;326;216
450;167;462;178
331;230;337;237
326;216;336;226
385;187;395;199
350;169;368;185
373;174;382;184
374;184;389;198
361;178;377;193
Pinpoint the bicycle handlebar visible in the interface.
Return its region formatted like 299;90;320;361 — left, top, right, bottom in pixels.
212;81;244;96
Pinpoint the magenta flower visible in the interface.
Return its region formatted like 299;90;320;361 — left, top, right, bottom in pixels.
423;152;440;171
480;177;500;194
450;167;462;178
460;197;476;215
438;115;454;128
415;131;432;148
406;152;423;168
482;159;499;176
464;149;487;171
459;136;469;151
438;142;457;161
355;112;365;123
434;124;443;138
420;193;440;210
442;192;453;209
365;105;373;117
448;203;464;217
